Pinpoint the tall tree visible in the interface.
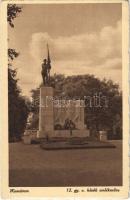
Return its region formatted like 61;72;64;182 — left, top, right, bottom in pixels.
8;4;29;141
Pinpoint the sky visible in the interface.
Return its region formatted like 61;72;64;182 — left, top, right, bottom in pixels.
8;3;122;97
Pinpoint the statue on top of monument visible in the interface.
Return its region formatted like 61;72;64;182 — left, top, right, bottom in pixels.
41;44;51;86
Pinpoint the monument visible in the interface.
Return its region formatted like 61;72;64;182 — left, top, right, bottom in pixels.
37;45;89;138
37;44;54;138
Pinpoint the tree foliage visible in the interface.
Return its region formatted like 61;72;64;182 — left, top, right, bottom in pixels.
7;4;22;28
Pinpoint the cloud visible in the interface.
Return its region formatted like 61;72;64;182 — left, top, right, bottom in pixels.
102;57;122;70
29;19;121;68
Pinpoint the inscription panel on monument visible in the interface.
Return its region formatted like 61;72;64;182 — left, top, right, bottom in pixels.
54;100;85;129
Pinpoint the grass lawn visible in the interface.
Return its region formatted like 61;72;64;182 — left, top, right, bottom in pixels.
9;140;122;187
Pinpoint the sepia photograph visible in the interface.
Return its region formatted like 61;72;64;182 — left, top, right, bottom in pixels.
1;0;129;198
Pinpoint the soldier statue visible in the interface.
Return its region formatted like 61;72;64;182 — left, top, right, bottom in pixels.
41;58;48;85
41;44;51;86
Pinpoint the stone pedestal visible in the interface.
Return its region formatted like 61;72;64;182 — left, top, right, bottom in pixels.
23;135;31;144
99;131;107;141
37;86;54;138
